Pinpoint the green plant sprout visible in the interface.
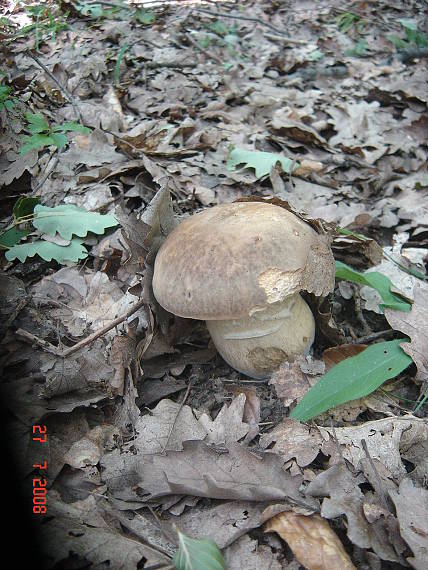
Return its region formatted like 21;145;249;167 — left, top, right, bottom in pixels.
114;41;128;85
388;18;428;49
19;112;91;155
0;72;16;111
336;12;367;34
4;3;70;50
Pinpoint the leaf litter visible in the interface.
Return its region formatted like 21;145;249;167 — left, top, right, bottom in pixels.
0;0;427;568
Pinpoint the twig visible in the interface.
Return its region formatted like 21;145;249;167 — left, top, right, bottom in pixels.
160;378;193;453
16;298;146;358
354;329;396;344
263;32;306;45
185;33;224;65
193;6;306;43
26;51;83;123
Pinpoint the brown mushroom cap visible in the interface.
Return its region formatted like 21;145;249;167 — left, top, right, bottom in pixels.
152;201;335;320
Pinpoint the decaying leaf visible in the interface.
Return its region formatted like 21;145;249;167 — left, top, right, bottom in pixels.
197;393;249;445
385;281;428;380
306;462;406;563
137;440;319;508
259;418;323;467
318;416;419;480
36;492;170;569
389;478;428;570
269;356;323;407
224;534;283;570
265;511;356;570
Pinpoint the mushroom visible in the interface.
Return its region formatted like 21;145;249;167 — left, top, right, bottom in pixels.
152;201;335;379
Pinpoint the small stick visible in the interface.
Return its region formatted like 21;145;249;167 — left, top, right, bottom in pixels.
16;298;146;358
354;329;396;344
185;33;224;65
26;51;83;123
193;6;306;43
160;379;193;453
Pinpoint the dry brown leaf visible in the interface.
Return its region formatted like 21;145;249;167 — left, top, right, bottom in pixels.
259;418;323;467
197;394;250;445
224;534;283;569
137;440;318;508
385;281;428;381
265;511;355;570
109;329;136;396
306;462;405;563
318;417;417;480
389;479;428;570
230;385;261;442
322;343;368;371
269;356;321;407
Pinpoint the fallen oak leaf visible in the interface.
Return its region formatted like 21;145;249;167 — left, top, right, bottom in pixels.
137;440;319;509
385;281;428;381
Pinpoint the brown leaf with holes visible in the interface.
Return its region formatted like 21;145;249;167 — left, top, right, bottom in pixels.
265;511;355;570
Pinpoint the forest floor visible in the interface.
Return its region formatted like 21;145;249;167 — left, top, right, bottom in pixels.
0;1;427;569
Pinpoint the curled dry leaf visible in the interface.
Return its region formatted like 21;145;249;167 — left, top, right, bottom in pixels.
197;393;250;446
109;326;137;396
306;462;405;563
265;511;355;570
230;385;261;442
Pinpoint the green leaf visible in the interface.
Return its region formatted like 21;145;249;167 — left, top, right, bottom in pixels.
173;530;225;570
19;134;57;154
135;9;155;25
49;132;68;148
397;18;417;31
114;42;128;85
5;238;88;263
387;34;409;49
52;121;91;134
290;340;413;422
3;98;14;110
25;112;50;134
33;204;118;240
335;260;412;312
345;38;368;57
226;146;297;179
13;196;40;220
0;226;30;249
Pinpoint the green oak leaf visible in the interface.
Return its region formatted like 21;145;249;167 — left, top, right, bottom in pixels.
5;238;88;263
32;204;118;240
226;146;297;178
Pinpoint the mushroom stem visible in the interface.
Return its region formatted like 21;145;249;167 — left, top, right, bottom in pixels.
206;294;315;379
